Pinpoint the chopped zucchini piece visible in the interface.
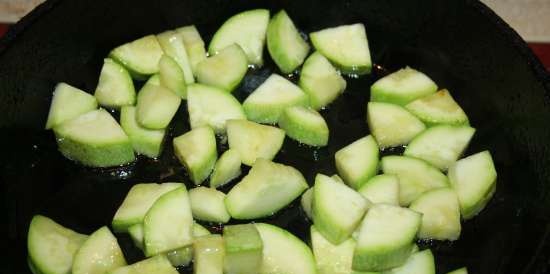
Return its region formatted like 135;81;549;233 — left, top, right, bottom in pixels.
358;174;400;206
409;188;461;240
72;227;126;274
45;83;97;130
335;135;379;190
225;159;308;219
27;252;43;274
127;224;144;250
353;204;421;272
299;52;346;110
313;174;370;244
223;224;263;274
404;125;475;170
311;226;357;274
146;74;160;86
173;126;218;185
371;67;437;106
109;35;163;79
193;223;211;236
267;10;310;73
112;182;182;232
159;54;187;98
196;44;248;92
301;187;314;220
209;9;270;66
120;106;165;158
381;156;449;206
94;58;136;108
310;23;372;75
243;74;309;124
156;30;194;84
210;149;242;188
136;82;181;129
226;119;285;166
166;247;193;268
448;151;497;219
405;89;469;126
301;175;347;220
27;215;87;274
189;186;230;223
54;109;135;167
143;186;194;256
165;223;212;267
176;25;207;74
255;223;316;274
331;174;345;184
278;106;329;147
193;235;225;274
128;222;210;266
367;102;426;148
384;249;435;274
187;84;246;133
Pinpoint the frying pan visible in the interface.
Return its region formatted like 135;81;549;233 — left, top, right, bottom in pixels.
2;0;550;273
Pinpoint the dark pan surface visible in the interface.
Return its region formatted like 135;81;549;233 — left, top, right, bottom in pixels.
2;0;550;273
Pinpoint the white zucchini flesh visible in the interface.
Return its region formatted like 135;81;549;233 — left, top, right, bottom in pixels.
312;174;371;244
143;186;194;256
45;83;98;129
404;125;475;170
255;223;316;274
448;151;497;219
27;215;88;274
353;204;421;272
225;159;308;219
209;9;270;66
71;227;126;274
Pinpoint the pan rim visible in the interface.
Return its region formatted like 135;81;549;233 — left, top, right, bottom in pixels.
2;0;550;271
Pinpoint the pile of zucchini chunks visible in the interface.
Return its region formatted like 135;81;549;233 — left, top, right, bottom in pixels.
33;8;496;274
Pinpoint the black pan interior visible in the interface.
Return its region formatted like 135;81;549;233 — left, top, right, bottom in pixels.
2;0;550;273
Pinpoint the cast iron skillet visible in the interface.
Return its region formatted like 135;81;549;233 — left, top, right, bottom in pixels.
2;0;550;273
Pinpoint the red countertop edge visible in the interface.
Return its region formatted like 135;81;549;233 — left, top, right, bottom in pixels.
529;43;550;71
0;23;549;71
0;24;8;37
